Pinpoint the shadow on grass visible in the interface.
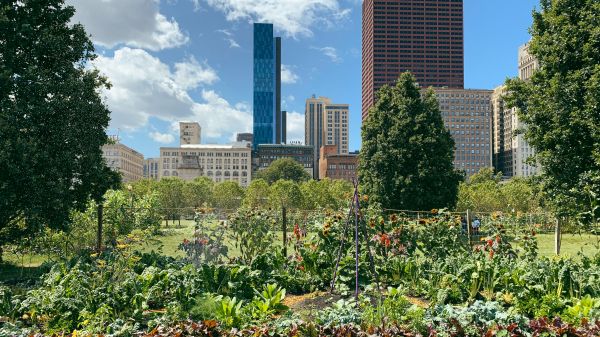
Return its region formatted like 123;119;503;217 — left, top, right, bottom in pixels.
0;263;49;286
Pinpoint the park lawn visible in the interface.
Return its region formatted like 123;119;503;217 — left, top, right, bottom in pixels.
535;233;600;257
2;224;598;279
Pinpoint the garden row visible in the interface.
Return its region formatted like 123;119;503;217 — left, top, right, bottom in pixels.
1;208;600;336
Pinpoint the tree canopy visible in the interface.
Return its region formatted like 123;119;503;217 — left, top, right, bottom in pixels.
0;0;118;252
359;72;463;211
456;168;542;213
504;0;600;221
256;158;311;184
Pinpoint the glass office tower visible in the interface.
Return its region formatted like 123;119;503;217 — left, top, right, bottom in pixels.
253;23;284;149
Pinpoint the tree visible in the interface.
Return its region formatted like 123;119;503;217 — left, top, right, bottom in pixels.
242;179;270;208
456;168;542;213
504;0;600;219
156;178;186;223
0;0;117;258
212;181;245;210
299;179;352;210
184;177;214;208
256;158;311;184
269;180;303;210
359;73;463;211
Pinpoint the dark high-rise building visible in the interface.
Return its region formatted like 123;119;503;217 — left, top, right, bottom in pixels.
362;0;464;120
236;133;254;143
253;23;285;149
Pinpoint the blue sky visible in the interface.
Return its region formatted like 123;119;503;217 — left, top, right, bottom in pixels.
68;0;539;158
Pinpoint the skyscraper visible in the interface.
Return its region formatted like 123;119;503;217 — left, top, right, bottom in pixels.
362;0;464;120
491;43;539;178
305;96;349;179
432;88;493;177
253;23;285;149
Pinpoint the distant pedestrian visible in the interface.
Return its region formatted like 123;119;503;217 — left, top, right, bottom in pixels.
461;216;468;234
472;217;481;235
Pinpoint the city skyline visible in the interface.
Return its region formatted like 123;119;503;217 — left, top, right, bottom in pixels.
66;0;539;158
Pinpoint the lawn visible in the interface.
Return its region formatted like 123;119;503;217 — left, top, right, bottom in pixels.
143;221;600;259
2;221;599;277
536;233;600;257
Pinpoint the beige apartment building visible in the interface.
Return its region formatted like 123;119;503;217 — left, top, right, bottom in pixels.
179;122;201;145
432;88;493;177
305;96;349;179
143;158;160;180
159;142;252;187
102;138;144;183
491;43;539;178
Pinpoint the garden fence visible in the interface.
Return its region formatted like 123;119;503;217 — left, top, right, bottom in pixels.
91;205;598;256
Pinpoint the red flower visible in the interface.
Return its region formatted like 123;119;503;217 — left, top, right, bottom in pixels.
293;223;302;240
379;234;391;247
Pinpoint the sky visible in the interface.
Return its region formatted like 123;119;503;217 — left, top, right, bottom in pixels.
67;0;540;158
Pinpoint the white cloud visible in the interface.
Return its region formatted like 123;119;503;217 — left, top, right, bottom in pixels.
94;47;251;141
285;111;305;143
192;91;252;139
312;46;342;63
68;0;188;51
281;64;299;84
205;0;351;38
174;56;219;90
190;0;201;11
217;29;241;48
149;131;175;144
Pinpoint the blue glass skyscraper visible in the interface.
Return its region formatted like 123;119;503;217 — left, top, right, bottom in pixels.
253;23;285;149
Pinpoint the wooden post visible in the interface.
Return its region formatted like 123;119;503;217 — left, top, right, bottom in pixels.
97;203;104;252
555;217;562;255
282;206;287;258
466;209;472;245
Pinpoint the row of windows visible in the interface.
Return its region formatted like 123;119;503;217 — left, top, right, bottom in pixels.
162;151;250;157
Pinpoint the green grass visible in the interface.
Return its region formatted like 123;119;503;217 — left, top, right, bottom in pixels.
2;221;599;284
536;233;600;257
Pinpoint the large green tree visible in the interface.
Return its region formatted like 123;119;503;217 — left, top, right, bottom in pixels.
0;0;117;255
212;181;245;210
256;158;311;184
359;73;463;211
504;0;600;220
242;179;270;208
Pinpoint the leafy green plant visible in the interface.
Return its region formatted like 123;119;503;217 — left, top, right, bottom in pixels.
316;299;362;326
249;283;288;321
214;296;244;328
228;208;276;265
563;296;600;324
179;211;228;265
